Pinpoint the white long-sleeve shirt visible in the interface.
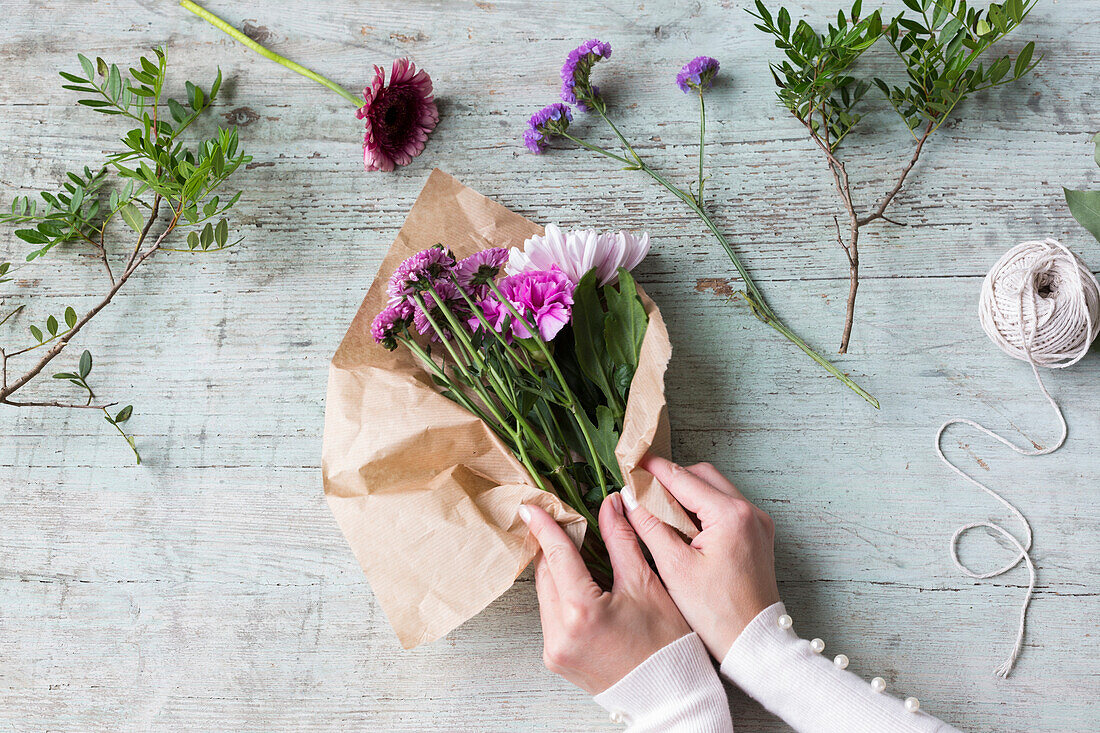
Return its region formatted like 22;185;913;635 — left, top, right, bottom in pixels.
594;602;961;732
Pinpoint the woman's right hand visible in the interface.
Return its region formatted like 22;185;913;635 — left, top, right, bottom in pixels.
622;454;781;660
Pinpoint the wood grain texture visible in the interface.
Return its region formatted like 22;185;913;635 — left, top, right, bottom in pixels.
1;0;1097;730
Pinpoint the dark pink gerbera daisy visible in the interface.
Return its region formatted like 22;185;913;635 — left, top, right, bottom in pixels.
183;5;443;173
357;59;440;172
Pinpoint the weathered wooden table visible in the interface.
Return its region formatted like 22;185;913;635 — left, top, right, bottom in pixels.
2;1;1097;730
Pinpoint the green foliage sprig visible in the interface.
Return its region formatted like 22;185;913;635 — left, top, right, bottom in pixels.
0;47;250;463
749;0;1039;352
1064;133;1100;244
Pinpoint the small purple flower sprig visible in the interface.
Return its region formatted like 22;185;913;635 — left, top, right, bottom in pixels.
678;56;720;203
520;41;878;408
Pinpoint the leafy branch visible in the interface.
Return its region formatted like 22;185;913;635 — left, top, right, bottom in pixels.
750;0;1039;352
0;47;250;463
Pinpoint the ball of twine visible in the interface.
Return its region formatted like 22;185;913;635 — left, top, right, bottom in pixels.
978;238;1100;368
940;238;1099;678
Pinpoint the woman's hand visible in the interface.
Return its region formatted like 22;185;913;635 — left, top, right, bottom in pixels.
521;492;691;695
622;455;781;660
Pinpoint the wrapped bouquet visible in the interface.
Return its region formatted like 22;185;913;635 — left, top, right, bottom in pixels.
322;171;694;647
371;228;650;580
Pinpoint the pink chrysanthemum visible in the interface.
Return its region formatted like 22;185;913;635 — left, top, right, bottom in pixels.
387;245;456;301
357;58;440;172
455;248;510;291
412;281;462;339
370;301;411;350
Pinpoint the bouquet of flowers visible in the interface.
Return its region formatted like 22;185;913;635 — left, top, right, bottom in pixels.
321;170;694;647
369;228;651;580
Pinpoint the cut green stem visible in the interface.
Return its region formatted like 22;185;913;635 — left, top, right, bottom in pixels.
180;0;364;109
697;91;706;205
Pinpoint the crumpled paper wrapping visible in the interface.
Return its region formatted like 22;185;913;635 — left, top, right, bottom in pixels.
322;169;696;649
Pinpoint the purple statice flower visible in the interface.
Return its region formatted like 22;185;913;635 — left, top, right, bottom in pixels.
561;39;612;110
474;268;575;342
412;280;462;338
454;248;510;295
386;244;456;300
370;301;411;350
676;56;720;93
523;103;573;154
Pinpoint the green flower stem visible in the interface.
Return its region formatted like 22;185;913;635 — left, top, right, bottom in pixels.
402;326;555;499
450;279;543;383
577;107;880;409
485;280;612;500
179;0;364;109
426;290;563;471
411;294;528;447
559;131;633;166
410;294;601;532
432;283;599;530
398;334;504;440
697;90;706;205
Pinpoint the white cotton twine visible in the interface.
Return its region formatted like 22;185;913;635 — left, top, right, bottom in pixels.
937;238;1100;678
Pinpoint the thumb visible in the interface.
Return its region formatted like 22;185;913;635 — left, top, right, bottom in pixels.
620;486;693;573
598;492;651;591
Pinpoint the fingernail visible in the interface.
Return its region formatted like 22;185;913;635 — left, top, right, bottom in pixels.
621;486;638;511
609;492;623;514
518;505;532;524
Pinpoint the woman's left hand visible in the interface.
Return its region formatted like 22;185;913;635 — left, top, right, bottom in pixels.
521;492;691;695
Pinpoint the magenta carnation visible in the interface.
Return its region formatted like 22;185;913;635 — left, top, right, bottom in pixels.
561;39;611;110
676;56;720;93
357;58;439;172
475;268;574;342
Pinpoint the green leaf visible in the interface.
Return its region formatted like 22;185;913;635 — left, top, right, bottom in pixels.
612;363;633;399
53;372;78;380
573;404;623;488
602;268;648;371
210;68;223;99
65;306;77;329
47;315;58;335
15;228;50;245
571;270;616;403
78;53;95;79
115;405;133;423
79;349;92;379
167;97;188;123
117;202;144;232
1064;188;1100;244
1014;41;1034;77
29;324;43;342
1093;131;1100;169
592;405;624;485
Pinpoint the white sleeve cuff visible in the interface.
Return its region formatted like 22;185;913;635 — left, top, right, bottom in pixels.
720;602;959;733
594;632;733;732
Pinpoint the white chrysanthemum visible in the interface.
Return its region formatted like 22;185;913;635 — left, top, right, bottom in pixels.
506;224;650;286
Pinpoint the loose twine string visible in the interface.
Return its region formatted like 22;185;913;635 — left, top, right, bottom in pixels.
936;238;1100;678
